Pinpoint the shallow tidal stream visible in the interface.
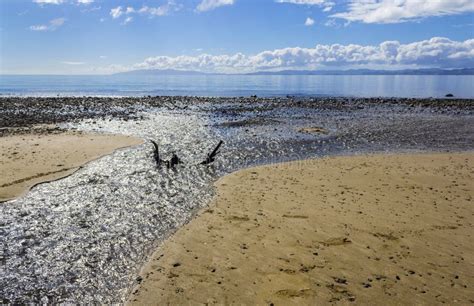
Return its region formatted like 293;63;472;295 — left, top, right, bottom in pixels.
1;101;473;303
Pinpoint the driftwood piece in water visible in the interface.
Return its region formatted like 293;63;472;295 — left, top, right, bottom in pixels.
200;140;224;165
150;140;161;166
167;153;182;169
150;140;182;169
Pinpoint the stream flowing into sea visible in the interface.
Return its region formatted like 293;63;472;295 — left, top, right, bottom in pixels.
1;100;473;303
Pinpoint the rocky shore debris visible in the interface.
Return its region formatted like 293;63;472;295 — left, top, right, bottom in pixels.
298;126;328;135
216;117;280;128
1;96;473;135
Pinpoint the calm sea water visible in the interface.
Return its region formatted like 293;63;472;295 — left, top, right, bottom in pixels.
0;74;473;98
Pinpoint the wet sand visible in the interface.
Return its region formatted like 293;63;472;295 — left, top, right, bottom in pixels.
129;153;473;305
0;131;143;202
1;96;473;303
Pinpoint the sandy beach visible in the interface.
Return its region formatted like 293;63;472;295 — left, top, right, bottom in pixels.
0;129;143;202
1;96;473;304
129;153;473;305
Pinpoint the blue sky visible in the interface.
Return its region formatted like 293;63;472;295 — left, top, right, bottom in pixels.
0;0;473;74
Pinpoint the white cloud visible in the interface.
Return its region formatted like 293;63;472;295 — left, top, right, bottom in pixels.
137;5;170;16
111;1;179;21
324;18;339;27
33;0;64;4
122;16;133;25
130;37;474;73
29;17;66;31
305;17;315;26
99;55;107;59
276;0;334;11
332;0;474;24
29;25;49;31
62;61;85;65
110;6;123;19
196;0;234;12
33;0;95;6
276;0;326;4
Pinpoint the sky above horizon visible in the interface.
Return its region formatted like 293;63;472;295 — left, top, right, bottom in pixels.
0;0;473;74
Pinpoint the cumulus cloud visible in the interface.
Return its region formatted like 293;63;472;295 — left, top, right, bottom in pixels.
110;6;124;18
30;17;66;31
33;0;64;4
111;1;179;21
136;5;173;16
33;0;97;10
305;17;315;26
130;37;474;73
276;0;334;11
33;0;95;5
33;0;93;4
196;0;234;12
332;0;474;24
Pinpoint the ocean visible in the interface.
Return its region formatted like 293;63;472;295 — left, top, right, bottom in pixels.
0;74;473;98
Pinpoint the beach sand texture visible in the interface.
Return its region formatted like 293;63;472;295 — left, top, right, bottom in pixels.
129;153;473;305
0;132;143;202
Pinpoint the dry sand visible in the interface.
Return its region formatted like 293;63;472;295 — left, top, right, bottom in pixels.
129;153;473;305
0;131;143;202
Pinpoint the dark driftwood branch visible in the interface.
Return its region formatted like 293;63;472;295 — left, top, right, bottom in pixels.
167;153;182;169
150;140;161;166
151;140;182;168
200;140;224;165
151;139;223;169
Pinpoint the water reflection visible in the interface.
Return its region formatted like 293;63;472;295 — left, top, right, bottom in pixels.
0;75;473;98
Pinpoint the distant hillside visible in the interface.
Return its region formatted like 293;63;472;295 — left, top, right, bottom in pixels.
115;68;474;76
